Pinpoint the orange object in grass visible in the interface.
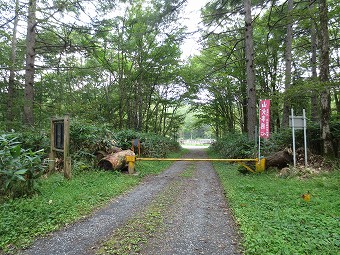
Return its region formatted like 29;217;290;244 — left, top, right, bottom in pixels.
302;191;311;202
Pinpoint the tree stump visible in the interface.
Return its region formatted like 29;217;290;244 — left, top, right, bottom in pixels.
265;148;293;169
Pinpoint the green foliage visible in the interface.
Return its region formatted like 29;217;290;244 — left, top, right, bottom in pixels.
210;133;256;159
15;130;50;153
70;121;116;161
0;134;45;198
259;129;293;156
115;130;180;158
211;123;340;160
70;122;180;162
69;123;179;172
214;162;340;255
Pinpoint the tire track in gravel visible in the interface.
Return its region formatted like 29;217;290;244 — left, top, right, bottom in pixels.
19;148;241;255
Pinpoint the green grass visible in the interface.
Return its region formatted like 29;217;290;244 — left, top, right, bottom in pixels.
214;163;340;255
0;150;185;253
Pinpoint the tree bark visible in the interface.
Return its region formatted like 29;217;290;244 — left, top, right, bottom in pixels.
265;149;293;169
7;0;19;127
319;0;333;156
98;150;135;170
334;88;340;114
244;0;256;140
282;0;293;128
24;0;37;126
310;0;319;122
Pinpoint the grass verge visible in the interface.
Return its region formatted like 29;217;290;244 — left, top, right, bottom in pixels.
214;162;340;255
0;150;185;254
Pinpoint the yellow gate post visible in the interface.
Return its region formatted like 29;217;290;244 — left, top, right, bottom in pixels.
256;158;266;172
126;155;136;174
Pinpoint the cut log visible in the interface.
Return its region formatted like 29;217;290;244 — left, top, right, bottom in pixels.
98;150;135;170
265;148;293;169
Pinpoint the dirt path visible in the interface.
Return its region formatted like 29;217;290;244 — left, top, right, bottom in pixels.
20;148;241;255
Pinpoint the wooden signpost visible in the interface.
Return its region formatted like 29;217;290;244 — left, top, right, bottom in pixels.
49;114;71;179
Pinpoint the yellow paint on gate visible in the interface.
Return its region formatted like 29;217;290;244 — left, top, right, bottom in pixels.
125;156;266;174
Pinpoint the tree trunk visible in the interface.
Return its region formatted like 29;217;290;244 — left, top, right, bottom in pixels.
241;81;248;133
7;0;19;128
24;0;37;126
319;0;333;156
282;0;293;128
244;0;256;140
334;88;340;114
310;0;319;122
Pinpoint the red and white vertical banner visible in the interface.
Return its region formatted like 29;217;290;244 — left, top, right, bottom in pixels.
259;99;270;138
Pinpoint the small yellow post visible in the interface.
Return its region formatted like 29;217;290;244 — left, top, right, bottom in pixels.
126;155;136;174
256;158;266;172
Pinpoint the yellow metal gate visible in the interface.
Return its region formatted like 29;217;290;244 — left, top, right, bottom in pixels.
125;156;266;174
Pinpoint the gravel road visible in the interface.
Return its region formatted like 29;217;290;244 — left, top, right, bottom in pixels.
20;148;242;255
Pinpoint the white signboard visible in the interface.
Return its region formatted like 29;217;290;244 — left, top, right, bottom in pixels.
289;116;305;129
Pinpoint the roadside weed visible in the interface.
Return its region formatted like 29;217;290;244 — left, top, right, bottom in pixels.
214;163;340;255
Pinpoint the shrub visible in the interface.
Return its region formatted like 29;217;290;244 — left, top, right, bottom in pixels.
0;134;45;197
115;130;180;158
210;133;256;159
70;121;116;161
15;130;50;153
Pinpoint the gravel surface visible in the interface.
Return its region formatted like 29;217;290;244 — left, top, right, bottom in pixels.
19;148;242;255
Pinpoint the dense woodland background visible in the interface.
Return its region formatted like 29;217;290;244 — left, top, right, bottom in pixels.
0;0;339;156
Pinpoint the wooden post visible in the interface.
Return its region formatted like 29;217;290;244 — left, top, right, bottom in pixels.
49;115;71;179
63;114;71;179
49;117;56;173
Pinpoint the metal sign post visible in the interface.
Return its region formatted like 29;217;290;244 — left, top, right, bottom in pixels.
289;109;308;167
291;109;296;167
49;114;71;179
